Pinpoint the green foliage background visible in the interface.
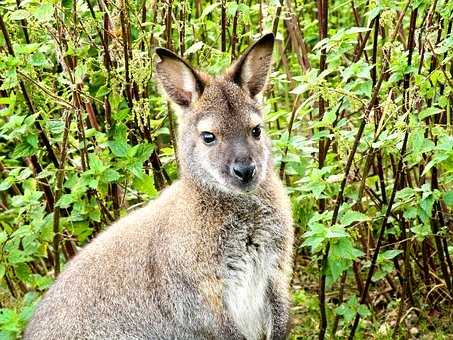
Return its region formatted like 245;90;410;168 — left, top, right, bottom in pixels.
0;0;452;338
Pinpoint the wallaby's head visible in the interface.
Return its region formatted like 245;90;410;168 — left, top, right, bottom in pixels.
155;34;274;193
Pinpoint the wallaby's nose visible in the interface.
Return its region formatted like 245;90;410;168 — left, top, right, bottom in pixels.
232;162;256;183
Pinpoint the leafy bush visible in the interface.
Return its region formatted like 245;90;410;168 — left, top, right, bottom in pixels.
0;0;452;338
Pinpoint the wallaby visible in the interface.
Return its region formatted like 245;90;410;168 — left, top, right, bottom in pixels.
25;33;294;340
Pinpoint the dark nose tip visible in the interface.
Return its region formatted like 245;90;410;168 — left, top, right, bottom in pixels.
232;162;256;183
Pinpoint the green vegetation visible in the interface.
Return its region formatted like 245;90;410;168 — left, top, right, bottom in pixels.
0;0;452;338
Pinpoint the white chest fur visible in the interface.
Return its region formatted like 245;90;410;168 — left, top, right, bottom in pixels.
223;246;276;340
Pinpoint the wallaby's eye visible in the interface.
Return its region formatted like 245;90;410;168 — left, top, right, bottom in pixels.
251;125;261;139
201;131;216;145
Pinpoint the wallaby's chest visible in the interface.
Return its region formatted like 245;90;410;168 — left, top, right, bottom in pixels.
220;202;284;340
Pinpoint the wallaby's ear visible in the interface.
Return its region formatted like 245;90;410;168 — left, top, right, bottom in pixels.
228;33;274;98
155;48;204;107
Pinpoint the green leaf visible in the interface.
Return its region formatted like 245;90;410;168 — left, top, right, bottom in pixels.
366;5;383;20
133;174;157;197
130;162;145;179
10;10;30;21
403;206;417;219
184;42;204;56
102;169;120;183
47;120;65;134
200;3;220;19
108;139;129;157
444;191;453;207
327;257;348;283
0;69;18;90
30;4;54;23
346;27;371;34
112;108;129;121
410;223;431;241
26;134;38;148
336;296;358;323
302;222;327;252
0;93;16;105
381;249;403;261
0;264;5;280
226;1;238;17
290;83;309;95
14;263;32;282
321;109;337;126
302;236;325;251
357;304;371;317
34;275;53;290
340;210;369;226
326;225;349;238
17;168;33;181
419;107;442;120
88;154;105;173
20;292;40;321
109;124;129;157
0;309;20;332
420;193;434;216
74;64;87;83
237;3;249;15
131;143;154;163
0;178;12;191
29;52;47;67
96;85;110;98
56;194;73;208
61;0;73;7
304;221;327;236
12;143;34;158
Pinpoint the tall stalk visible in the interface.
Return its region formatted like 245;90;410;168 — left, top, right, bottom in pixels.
316;0;329;337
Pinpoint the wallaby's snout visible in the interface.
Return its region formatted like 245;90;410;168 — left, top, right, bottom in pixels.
231;158;256;185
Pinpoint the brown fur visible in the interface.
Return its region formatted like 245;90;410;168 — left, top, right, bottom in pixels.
25;33;294;340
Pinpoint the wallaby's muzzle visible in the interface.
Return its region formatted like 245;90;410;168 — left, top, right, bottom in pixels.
231;160;256;184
